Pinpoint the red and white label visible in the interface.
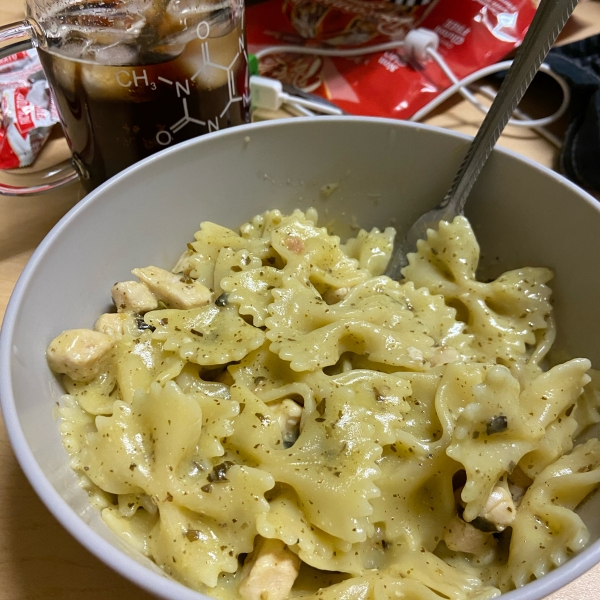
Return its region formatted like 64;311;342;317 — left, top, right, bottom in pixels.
0;49;59;169
247;0;536;120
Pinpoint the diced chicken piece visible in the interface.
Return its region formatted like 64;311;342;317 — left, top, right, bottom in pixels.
444;515;490;554
478;485;516;531
429;346;460;367
270;399;303;447
47;329;114;382
94;313;136;341
132;266;211;310
239;538;300;600
283;235;305;254
111;280;158;314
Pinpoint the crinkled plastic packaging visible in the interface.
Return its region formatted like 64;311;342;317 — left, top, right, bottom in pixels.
282;0;440;46
0;50;59;169
247;0;538;119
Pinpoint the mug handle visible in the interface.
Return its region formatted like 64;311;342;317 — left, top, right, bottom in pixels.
0;21;79;196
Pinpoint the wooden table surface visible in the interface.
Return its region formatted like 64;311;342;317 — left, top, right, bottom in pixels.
2;1;600;599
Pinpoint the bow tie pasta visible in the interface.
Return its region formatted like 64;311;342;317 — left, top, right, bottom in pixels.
47;208;600;600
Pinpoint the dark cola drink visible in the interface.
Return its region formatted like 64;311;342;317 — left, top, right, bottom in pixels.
38;1;250;192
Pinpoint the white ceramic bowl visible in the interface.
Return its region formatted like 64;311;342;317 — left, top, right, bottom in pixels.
2;117;600;600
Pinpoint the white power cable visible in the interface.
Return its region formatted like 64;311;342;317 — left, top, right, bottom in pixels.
417;49;571;129
252;28;570;139
477;84;564;148
254;41;411;60
250;75;342;115
285;103;316;117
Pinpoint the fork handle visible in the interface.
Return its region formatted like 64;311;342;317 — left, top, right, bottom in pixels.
440;0;578;217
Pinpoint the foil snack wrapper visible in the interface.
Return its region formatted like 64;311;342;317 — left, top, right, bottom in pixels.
282;0;440;46
0;50;59;170
247;0;538;119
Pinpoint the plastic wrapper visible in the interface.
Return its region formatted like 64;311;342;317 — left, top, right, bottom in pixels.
247;0;538;119
282;0;440;46
0;50;59;170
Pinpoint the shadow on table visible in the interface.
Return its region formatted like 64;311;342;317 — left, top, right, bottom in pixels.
4;451;154;600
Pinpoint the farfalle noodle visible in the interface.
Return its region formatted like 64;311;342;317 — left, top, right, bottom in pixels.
48;209;600;600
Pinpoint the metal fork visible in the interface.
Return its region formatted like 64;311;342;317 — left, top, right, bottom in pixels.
384;0;578;281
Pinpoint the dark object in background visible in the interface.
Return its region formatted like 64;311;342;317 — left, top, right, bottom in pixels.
546;35;600;194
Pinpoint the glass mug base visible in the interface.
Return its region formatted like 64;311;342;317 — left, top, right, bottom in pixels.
0;1;250;196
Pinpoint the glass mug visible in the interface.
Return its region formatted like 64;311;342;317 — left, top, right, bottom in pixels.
0;0;250;195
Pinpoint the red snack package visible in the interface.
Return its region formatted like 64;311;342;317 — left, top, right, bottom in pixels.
282;0;439;46
247;0;538;119
0;50;59;169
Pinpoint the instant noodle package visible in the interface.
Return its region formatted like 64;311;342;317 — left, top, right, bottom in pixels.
247;0;540;118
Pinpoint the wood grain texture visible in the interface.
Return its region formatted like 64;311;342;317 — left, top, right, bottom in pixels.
1;1;600;598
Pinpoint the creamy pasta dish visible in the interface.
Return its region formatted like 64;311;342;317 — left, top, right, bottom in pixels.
47;209;600;600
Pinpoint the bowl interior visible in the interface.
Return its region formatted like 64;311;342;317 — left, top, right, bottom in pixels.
2;117;600;600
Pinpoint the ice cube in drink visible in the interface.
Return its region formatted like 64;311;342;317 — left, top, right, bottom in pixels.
180;23;244;91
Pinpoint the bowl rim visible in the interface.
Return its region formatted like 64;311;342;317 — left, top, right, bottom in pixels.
2;115;600;600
